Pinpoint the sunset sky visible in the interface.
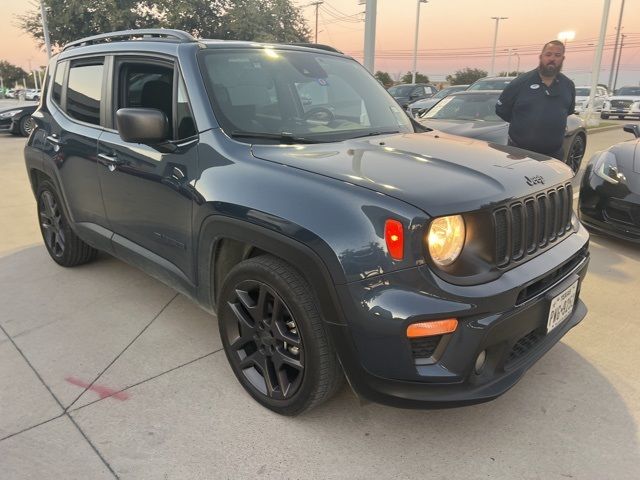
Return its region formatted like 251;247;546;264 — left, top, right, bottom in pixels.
1;0;638;87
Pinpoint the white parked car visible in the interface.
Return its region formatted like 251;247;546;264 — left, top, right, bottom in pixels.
601;86;640;119
25;89;41;101
574;85;608;114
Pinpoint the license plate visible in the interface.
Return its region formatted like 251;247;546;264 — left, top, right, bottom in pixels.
546;282;579;333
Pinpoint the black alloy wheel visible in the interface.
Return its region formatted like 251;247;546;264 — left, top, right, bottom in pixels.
39;189;66;258
218;255;343;415
225;279;305;400
19;115;35;137
36;180;97;267
567;134;586;174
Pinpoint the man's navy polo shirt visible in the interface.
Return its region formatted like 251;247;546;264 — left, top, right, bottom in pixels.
495;69;575;155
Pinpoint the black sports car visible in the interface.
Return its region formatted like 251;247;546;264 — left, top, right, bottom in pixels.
0;104;38;136
579;124;640;242
417;90;587;173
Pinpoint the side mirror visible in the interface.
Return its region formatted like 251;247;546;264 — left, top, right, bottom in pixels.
623;124;640;138
116;108;168;144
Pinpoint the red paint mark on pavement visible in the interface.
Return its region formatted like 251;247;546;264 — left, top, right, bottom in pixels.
65;376;130;401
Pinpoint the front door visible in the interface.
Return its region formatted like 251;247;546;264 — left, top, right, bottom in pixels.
97;57;199;282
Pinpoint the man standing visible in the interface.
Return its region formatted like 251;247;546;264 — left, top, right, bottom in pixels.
495;40;575;160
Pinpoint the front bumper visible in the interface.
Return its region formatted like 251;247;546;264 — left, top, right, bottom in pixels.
579;168;640;243
329;225;590;408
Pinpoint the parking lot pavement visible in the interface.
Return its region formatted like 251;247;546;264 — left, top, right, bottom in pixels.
2;129;640;479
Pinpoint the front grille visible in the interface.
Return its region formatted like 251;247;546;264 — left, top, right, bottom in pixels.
506;328;546;367
610;100;632;109
410;336;441;359
516;245;587;305
494;184;573;268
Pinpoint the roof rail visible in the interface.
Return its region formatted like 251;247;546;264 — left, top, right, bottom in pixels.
287;43;343;54
62;29;196;52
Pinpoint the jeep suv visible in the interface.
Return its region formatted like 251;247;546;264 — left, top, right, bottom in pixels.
25;29;590;415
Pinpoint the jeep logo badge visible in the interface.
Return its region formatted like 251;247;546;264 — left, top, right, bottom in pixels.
525;175;545;186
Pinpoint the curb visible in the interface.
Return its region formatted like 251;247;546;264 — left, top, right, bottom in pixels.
586;124;625;134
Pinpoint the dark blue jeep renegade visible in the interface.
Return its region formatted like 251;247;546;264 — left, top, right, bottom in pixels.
24;29;589;415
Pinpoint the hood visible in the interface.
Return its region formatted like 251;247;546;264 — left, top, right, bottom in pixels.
418;119;508;144
251;131;572;217
609;95;640;101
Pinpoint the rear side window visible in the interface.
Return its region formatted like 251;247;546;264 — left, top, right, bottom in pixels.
67;59;104;125
51;61;66;105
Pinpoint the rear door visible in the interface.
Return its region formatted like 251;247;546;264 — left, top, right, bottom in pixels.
40;56;110;240
97;55;199;281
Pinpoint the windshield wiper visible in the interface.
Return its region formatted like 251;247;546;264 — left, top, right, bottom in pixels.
229;131;320;144
348;130;400;139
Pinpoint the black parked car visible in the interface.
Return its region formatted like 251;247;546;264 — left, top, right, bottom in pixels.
579;124;640;242
0;104;38;136
418;91;587;173
25;29;590;415
407;84;469;118
387;83;437;109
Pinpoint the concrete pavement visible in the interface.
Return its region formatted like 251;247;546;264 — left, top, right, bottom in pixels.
1;124;640;479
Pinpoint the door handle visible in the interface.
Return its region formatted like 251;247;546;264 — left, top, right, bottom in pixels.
46;135;65;151
98;153;123;171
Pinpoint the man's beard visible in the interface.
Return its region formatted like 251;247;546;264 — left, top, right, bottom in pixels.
539;61;563;76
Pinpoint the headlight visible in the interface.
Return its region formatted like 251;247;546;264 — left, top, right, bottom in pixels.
603;101;610;110
593;151;626;184
0;109;22;118
427;215;466;267
631;101;640;112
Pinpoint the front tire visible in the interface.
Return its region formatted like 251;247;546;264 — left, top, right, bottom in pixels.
19;115;35;137
566;134;586;174
600;113;609;119
37;180;97;267
218;255;343;416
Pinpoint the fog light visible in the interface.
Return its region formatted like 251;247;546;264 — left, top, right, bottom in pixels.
474;350;487;374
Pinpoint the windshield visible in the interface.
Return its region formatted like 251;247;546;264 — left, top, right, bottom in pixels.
615;87;640;96
575;88;590;96
423;94;502;121
388;85;417;97
468;79;513;91
198;48;413;143
431;87;467;98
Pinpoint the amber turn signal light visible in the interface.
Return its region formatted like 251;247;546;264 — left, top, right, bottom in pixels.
385;219;404;260
406;319;458;338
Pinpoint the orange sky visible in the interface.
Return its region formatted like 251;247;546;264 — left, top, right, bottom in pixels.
1;0;639;87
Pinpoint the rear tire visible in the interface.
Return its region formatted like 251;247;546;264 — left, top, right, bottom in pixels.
37;180;97;267
218;255;343;415
19;115;35;137
600;113;609;119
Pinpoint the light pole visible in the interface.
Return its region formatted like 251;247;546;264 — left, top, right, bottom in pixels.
490;17;508;76
40;0;52;59
585;0;611;127
363;0;377;72
513;51;520;73
613;34;626;91
412;0;428;84
608;0;625;90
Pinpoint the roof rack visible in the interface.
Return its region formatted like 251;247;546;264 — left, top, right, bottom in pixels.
62;29;196;52
287;43;343;54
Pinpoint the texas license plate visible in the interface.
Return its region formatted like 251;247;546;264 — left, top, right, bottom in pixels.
546;281;579;333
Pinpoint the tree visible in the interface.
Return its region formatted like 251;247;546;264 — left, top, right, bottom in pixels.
0;61;29;88
401;71;429;84
498;71;523;77
17;0;162;50
446;67;487;85
374;71;393;87
17;0;310;49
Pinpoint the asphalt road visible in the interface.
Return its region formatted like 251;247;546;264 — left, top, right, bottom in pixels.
1;124;639;479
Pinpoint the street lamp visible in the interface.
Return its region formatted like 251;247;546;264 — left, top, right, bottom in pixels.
490;17;508;76
557;30;576;46
412;0;428;84
513;51;520;73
